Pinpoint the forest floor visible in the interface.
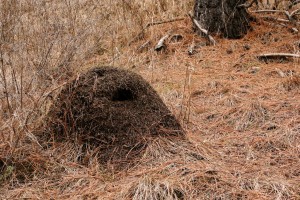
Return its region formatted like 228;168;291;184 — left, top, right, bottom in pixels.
0;1;299;199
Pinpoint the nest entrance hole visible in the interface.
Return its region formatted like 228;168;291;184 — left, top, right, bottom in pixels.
112;88;135;101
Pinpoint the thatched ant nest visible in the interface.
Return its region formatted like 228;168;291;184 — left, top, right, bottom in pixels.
45;67;185;167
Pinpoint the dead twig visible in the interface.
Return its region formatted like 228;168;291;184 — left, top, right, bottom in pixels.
155;34;170;51
284;9;300;21
128;17;185;46
252;9;300;22
145;18;185;28
291;27;299;33
275;68;286;77
137;41;151;53
262;16;300;25
257;53;300;59
251;10;285;13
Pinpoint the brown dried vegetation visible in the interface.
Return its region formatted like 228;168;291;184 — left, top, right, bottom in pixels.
1;0;300;199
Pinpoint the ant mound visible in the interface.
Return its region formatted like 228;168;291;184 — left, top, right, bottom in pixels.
46;66;185;168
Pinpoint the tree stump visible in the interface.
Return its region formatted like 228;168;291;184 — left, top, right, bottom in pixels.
194;0;251;39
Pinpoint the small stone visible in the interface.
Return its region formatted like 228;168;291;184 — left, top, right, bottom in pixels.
291;28;299;34
250;67;260;74
226;48;233;54
243;44;251;50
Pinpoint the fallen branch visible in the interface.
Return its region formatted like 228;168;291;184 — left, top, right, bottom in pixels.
188;11;216;46
291;27;299;33
145;18;185;28
154;34;169;51
137;41;151;52
252;9;300;21
251;10;285;13
128;17;185;45
262;16;300;24
285;9;300;20
257;53;300;59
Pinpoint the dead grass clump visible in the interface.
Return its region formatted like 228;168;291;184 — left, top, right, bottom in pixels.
120;158;236;200
282;75;300;91
143;137;204;165
5;159;37;184
252;138;288;153
0;143;51;186
126;176;184;200
225;100;269;131
218;94;241;107
44;66;185;169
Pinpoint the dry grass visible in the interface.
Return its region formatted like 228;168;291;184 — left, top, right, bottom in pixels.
1;0;300;199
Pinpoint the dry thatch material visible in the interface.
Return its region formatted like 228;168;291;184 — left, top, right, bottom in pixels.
44;66;185;168
282;75;300;91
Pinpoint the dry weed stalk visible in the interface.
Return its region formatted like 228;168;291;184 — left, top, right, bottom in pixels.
179;65;194;127
225;100;269;131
